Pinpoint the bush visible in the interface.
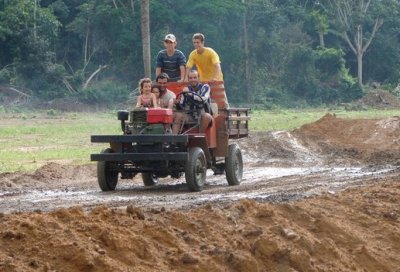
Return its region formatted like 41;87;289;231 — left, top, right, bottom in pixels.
315;47;345;83
72;80;131;106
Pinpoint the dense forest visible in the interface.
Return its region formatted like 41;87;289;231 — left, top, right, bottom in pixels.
0;0;399;108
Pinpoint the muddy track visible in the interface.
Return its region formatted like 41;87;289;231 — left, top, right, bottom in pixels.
1;116;399;213
0;166;393;213
1;114;400;272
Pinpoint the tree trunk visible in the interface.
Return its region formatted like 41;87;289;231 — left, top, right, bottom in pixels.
83;65;108;90
243;1;251;102
328;0;383;86
140;0;151;78
33;0;37;41
319;32;325;48
357;52;363;86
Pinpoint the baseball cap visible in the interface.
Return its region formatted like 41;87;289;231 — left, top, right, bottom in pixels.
164;34;176;43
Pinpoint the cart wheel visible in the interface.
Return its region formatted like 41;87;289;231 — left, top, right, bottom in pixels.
185;147;207;192
142;173;158;186
97;148;119;191
225;143;243;186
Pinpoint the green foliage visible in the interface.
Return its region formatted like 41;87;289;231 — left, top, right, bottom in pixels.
72;81;131;106
315;47;344;82
0;0;61;94
310;10;329;35
281;45;362;104
0;0;399;107
283;46;318;98
0;67;11;84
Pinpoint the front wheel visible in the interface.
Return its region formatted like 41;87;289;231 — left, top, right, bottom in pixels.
142;173;158;186
185;147;207;192
225;143;243;186
97;148;119;191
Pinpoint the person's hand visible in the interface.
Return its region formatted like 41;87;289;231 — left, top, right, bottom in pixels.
182;87;189;93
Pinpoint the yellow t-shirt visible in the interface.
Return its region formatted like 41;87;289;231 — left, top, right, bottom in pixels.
186;47;223;81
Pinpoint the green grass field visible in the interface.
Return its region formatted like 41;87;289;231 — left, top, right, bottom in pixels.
1;108;399;173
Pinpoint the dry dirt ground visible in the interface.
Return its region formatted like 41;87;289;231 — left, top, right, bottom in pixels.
0;114;400;271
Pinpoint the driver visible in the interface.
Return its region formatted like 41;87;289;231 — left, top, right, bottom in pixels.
172;70;212;134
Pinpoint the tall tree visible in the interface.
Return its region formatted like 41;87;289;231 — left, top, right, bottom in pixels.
0;0;61;94
310;10;328;48
242;0;251;102
324;0;387;85
140;0;150;77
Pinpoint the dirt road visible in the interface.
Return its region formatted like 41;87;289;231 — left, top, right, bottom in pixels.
0;114;399;271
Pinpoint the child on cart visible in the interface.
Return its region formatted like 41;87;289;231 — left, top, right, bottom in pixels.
135;78;158;108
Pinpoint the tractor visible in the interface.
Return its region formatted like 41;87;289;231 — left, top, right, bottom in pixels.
90;81;249;191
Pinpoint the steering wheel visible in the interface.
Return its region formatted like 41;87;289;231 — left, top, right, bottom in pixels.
177;91;205;109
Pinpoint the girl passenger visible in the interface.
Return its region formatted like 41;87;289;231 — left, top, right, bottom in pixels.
135;78;158;108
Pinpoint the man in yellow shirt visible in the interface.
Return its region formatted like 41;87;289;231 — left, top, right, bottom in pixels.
185;33;229;108
185;33;223;82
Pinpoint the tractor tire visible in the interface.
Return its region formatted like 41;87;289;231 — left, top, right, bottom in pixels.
142;173;158;186
97;148;119;191
185;147;207;192
225;143;243;186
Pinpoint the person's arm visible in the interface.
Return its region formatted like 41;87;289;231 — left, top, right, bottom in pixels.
135;96;142;108
213;63;221;81
167;92;176;109
179;65;186;82
184;67;191;82
176;89;186;109
151;93;158;108
167;98;174;109
210;49;222;81
193;84;210;102
155;51;163;78
185;52;194;82
178;51;187;82
155;67;162;78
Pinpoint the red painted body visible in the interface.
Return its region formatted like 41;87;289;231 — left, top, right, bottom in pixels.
165;82;223;147
147;108;173;124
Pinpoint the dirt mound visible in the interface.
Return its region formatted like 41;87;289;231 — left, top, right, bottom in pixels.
0;163;96;190
357;89;400;108
1;115;400;271
293;113;400;165
0;179;399;272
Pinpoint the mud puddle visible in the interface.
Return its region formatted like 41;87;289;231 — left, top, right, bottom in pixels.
1;165;396;213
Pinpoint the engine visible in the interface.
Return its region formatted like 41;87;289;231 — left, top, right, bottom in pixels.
119;108;173;135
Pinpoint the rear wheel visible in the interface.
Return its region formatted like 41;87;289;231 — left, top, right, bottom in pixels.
225;143;243;186
97;148;119;191
142;173;158;186
185;147;207;192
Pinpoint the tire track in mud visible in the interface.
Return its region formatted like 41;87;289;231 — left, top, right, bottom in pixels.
1;114;400;213
1;164;397;213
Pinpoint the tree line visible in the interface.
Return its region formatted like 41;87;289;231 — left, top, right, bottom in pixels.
0;0;399;107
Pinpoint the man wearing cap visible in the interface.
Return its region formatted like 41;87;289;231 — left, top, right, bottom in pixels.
155;34;186;82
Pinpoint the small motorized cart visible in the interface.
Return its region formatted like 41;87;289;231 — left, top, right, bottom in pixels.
91;82;250;191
